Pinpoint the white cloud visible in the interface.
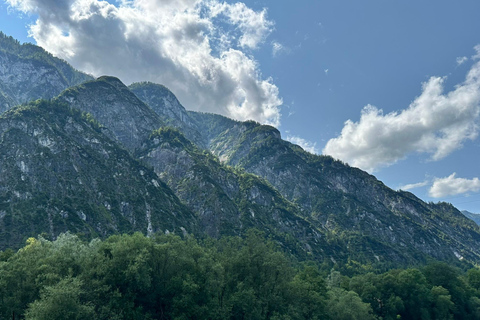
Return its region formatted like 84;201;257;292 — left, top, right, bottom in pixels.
429;173;480;198
6;0;282;126
456;56;468;66
209;2;273;50
286;135;318;154
323;51;480;172
398;180;429;191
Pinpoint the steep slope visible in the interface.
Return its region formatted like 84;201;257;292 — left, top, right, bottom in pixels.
128;82;480;266
188;112;480;264
55;80;334;261
57;76;164;152
136;127;338;260
129;82;205;147
0;100;196;249
462;210;480;225
0;32;92;112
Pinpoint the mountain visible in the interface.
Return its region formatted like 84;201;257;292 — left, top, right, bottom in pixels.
0;100;196;248
462;210;480;225
1;33;480;269
58;79;335;261
0;32;93;113
129;82;205;147
57;76;164;152
186;111;480;264
129;81;480;266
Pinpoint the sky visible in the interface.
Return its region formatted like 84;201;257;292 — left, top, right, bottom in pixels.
1;0;480;212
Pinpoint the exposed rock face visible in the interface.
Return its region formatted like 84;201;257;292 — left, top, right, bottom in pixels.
129;82;205;147
188;112;480;264
0;100;195;248
126;81;480;266
136;127;330;260
0;32;92;112
57;77;164;152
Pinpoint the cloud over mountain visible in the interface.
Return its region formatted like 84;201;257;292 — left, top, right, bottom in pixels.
286;134;318;154
323;48;480;172
6;0;282;126
398;180;429;191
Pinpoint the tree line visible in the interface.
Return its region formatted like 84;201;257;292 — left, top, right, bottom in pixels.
1;231;480;319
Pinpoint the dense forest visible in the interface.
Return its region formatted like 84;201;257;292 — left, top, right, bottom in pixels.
1;231;480;320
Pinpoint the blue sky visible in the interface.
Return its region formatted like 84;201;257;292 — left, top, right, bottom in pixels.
1;0;480;212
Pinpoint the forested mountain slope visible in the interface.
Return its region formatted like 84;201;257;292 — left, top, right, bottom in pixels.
133;82;480;266
1;33;480;269
186;111;480;264
0;100;195;248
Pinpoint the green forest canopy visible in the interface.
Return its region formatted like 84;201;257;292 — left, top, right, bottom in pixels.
1;231;480;320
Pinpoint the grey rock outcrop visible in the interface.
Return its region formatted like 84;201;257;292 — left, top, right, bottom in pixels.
0;32;92;113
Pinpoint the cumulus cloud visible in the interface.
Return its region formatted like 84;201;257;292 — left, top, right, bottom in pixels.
399;180;429;191
286;135;318;154
323;49;480;172
429;173;480;198
6;0;282;126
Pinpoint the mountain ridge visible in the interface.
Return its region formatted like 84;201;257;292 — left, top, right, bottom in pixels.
0;32;93;113
1;33;480;270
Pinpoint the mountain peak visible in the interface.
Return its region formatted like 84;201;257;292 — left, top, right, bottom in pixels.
130;81;205;147
95;75;127;89
57;77;164;152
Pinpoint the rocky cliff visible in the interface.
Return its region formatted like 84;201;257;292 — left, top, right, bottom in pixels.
0;32;92;113
0;100;195;248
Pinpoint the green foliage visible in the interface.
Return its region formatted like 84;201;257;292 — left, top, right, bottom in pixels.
2;232;480;319
25;277;95;320
148;127;193;149
129;81;172;95
326;288;376;320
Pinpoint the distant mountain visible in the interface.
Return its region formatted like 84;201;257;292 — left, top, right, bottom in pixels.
0;32;92;112
462;210;480;225
1;32;480;269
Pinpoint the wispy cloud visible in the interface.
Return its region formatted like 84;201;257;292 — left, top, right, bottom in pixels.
456;56;468;66
6;0;282;126
271;41;289;57
429;173;480;198
399;180;429;191
323;45;480;172
473;45;480;60
286;135;318;154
